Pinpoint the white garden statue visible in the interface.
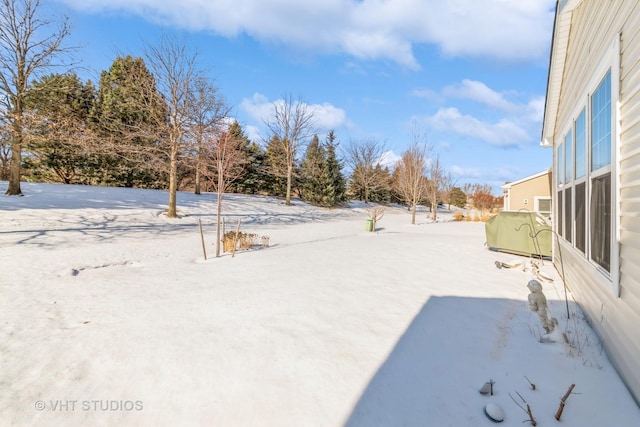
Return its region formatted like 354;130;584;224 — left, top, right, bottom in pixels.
527;279;557;334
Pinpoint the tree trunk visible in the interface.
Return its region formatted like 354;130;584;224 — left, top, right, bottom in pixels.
411;202;417;225
216;192;222;257
6;121;23;196
285;163;292;205
167;145;178;218
195;160;201;195
215;166;223;257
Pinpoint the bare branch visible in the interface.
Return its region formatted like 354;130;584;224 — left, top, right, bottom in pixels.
264;93;316;205
144;33;201;217
345;138;387;203
394;140;430;224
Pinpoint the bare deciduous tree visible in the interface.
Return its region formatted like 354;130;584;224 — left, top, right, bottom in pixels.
0;0;72;195
264;93;315;206
204;125;247;257
145;33;200;218
425;154;446;221
366;205;385;231
464;183;497;214
394;142;430;224
439;170;458;210
345;138;388;203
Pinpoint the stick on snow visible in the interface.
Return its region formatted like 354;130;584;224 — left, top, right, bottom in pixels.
555;383;576;421
198;219;207;260
524;376;536;390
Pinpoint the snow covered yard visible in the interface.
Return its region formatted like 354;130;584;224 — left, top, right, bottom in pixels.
1;182;639;426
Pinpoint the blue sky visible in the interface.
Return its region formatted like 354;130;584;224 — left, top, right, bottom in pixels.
49;0;556;194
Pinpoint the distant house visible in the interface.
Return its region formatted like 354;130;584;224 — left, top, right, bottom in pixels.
501;169;552;219
541;0;640;404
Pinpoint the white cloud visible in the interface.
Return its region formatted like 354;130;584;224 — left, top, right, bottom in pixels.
525;96;546;123
451;165;481;178
443;79;516;113
244;124;262;144
239;93;350;139
239;93;274;124
410;88;440;101
379;150;401;169
58;0;555;68
423;107;529;147
308;103;349;131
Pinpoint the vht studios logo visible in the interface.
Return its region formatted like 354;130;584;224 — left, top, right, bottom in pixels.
35;400;143;411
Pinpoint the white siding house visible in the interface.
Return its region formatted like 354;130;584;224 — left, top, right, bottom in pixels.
541;0;640;404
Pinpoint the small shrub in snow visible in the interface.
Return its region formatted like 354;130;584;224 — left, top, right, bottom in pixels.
223;231;266;252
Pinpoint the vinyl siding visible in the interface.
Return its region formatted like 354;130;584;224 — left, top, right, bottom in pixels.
552;0;640;404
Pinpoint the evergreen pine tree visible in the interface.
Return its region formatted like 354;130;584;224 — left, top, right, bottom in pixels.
300;135;326;205
227;122;268;194
265;135;290;197
91;55;168;188
320;131;347;206
23;73;96;184
369;165;393;203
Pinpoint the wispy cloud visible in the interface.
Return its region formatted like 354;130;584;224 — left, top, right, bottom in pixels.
57;0;555;68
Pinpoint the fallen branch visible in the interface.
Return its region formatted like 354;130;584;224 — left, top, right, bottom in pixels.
555;383;576;421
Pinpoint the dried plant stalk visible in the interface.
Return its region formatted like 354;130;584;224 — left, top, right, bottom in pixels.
555;383;576;421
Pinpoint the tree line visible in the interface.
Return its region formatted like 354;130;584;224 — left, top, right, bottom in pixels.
0;0;500;221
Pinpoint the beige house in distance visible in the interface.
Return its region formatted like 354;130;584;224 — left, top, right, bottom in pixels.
501;169;552;219
541;0;640;405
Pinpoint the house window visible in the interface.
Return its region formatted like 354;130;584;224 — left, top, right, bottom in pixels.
557;190;563;237
589;71;612;272
591;173;611;271
575;109;586;179
555;35;618;295
564;187;573;244
591;71;612;171
535;196;552;220
557;143;564;188
574;109;587;254
563;130;573;242
556;141;564;237
564;130;573;183
575;182;586;254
